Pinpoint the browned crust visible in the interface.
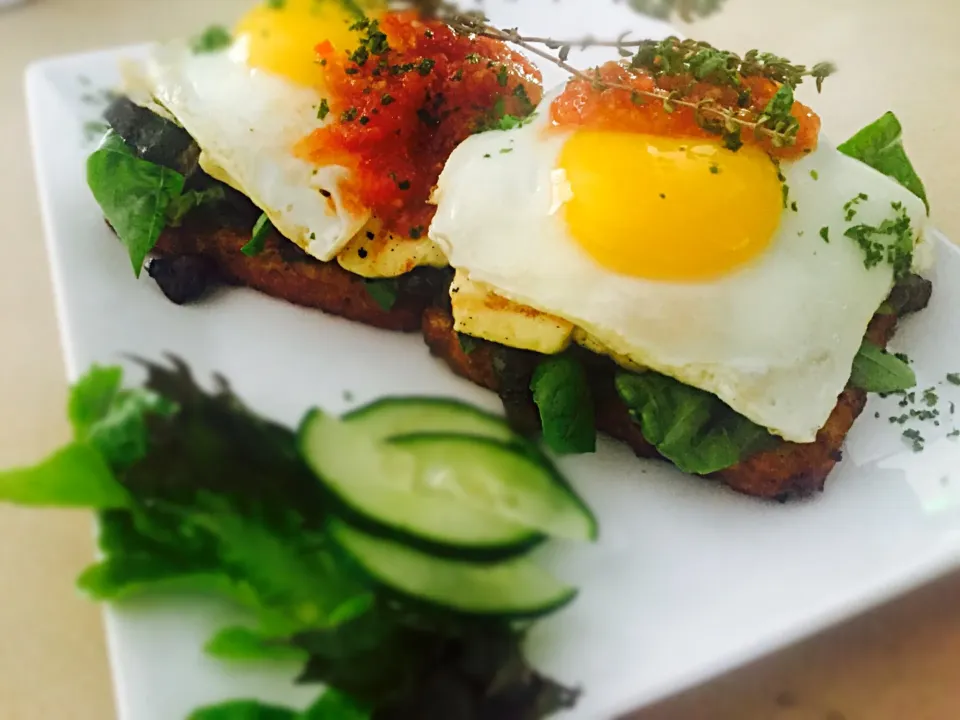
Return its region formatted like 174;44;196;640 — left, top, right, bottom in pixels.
155;222;427;332
152;216;901;501
424;307;900;501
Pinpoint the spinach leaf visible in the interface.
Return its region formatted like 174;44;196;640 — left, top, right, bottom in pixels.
850;340;917;393
838;112;929;211
241;213;274;257
167;185;226;227
87;132;186;276
531;356;596;454
616;372;777;475
0;443;128;509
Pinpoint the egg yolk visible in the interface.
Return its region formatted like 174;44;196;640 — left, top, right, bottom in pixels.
559;132;783;281
234;0;382;86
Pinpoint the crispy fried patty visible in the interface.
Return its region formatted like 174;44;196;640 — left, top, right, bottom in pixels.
148;210;911;501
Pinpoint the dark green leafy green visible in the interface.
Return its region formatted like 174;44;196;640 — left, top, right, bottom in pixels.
531;356;596;455
850;341;917;393
87;132;186;276
363;279;399;312
242;213;274;257
838;112;929;211
167;186;226;227
616;372;777;475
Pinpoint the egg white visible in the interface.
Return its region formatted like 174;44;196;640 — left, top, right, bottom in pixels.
430;110;929;443
138;39;369;262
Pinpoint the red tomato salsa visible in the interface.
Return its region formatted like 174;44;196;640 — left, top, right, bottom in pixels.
551;61;820;159
300;12;543;239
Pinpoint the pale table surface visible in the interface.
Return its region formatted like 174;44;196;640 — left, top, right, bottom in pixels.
1;1;958;719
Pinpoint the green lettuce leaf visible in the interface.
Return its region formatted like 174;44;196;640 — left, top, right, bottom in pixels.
188;700;298;720
838;112;929;211
205;626;310;663
850;341;917;393
616;372;777;475
69;365;177;469
87;132;186;276
0;443;128;508
531;356;596;454
187;690;370;720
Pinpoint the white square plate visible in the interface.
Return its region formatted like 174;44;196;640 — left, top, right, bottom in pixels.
24;3;960;719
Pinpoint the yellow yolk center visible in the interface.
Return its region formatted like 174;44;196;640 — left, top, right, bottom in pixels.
235;0;382;86
558;132;783;281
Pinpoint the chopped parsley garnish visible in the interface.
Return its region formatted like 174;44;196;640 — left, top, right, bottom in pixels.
844;202;914;279
810;170;819;180
947;373;960;386
317;99;330;121
500;148;514;154
709;164;720;175
417;58;436;76
497;65;510;87
265;0;285;8
820;227;830;243
903;428;925;452
381;93;395;106
341;107;359;122
191;25;232;54
950;429;960;439
843;192;869;221
409;225;425;239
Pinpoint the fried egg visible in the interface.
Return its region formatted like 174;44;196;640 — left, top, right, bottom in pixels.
430;98;929;443
127;0;388;264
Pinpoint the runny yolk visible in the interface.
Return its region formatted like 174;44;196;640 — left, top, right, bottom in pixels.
558;132;783;281
234;0;382;86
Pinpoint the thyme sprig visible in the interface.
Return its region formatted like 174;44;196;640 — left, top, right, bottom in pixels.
389;1;835;151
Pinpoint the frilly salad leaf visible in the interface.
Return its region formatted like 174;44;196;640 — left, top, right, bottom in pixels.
1;358;575;720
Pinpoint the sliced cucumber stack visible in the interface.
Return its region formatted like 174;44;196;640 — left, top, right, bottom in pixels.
298;396;597;618
329;519;576;618
299;402;597;552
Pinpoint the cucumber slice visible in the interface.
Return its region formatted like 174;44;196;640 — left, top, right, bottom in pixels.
345;397;516;443
329;519;576;618
298;410;597;551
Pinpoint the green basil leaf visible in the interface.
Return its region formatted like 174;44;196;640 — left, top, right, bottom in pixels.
838;112;929;211
241;213;274;257
0;443;128;509
615;372;777;475
87;132;186;276
531;356;596;455
166;185;226;227
850;340;917;393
